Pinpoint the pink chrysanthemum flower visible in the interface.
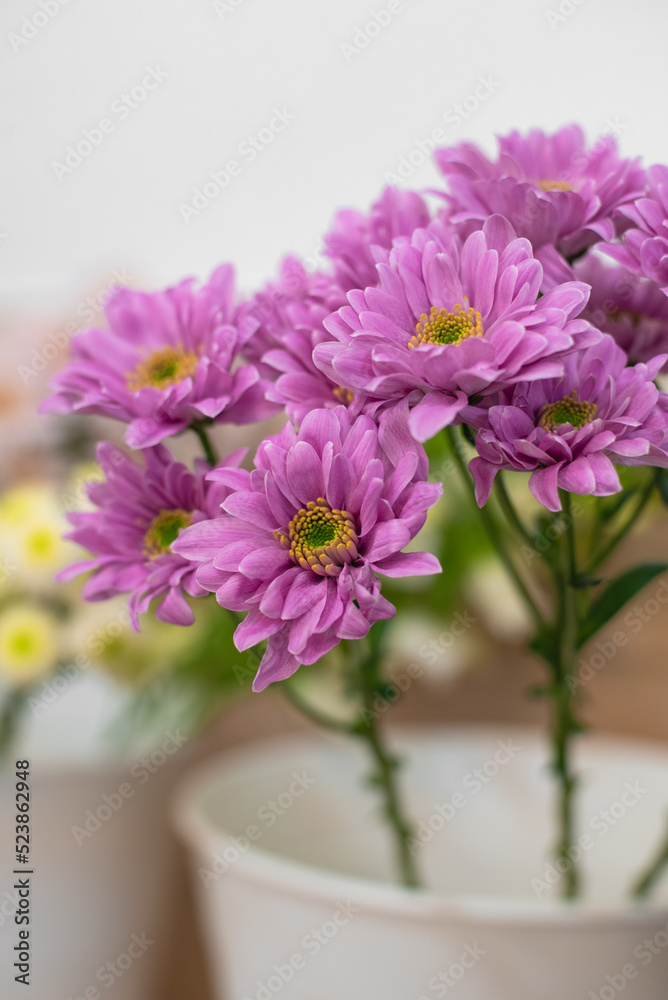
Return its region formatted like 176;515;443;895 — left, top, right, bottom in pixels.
241;258;350;424
41;266;278;449
434;125;645;259
242;188;431;425
468;336;668;512
172;407;442;691
324;186;431;291
58;443;244;628
576;255;668;371
606;165;668;293
314;216;598;442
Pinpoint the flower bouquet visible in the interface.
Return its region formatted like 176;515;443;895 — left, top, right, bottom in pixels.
42;125;668;999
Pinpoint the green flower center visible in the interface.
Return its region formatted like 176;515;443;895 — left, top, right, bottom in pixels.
127;346;198;391
538;391;597;432
9;631;34;656
143;509;193;558
409;299;484;349
278;499;359;577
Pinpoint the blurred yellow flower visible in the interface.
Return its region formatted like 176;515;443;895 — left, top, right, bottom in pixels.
0;481;73;589
0;602;60;685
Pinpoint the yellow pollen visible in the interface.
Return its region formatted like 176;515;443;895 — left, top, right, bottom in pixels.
535;179;574;192
538;391;597;432
143;508;193;558
127;346;198;392
332;385;354;406
409;300;484;350
277;498;359;577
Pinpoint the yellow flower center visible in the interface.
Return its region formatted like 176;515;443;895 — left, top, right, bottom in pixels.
535;179;574;192
127;346;198;392
332;385;354;406
538;391;597;432
143;509;193;558
278;499;359;576
409;300;484;350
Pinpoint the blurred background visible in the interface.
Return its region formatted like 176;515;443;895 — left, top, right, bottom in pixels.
1;0;668;997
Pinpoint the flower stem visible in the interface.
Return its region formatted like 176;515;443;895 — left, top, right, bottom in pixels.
548;491;581;899
0;684;32;759
493;472;536;549
281;627;421;890
586;471;656;574
352;628;421;889
191;421;219;466
632;819;668;899
282;681;356;735
444;426;546;631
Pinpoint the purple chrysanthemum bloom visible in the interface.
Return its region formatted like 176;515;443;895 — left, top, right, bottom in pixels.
468;336;668;512
242;189;431;426
576;255;668;371
606;165;668;293
241;258;352;424
314;215;598;443
324;186;431;291
434;126;645;259
172;406;442;691
41;266;278;449
58;443;244;628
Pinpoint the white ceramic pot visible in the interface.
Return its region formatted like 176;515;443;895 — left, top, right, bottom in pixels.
0;673;191;1000
173;725;668;1000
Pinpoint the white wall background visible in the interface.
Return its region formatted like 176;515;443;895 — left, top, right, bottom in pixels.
1;0;667;314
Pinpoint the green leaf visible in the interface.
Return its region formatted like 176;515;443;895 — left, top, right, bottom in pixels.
578;563;668;647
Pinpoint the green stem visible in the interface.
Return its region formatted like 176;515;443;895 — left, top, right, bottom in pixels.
445;427;546;631
549;491;581;899
586;472;656;574
352;629;421;889
632;820;668;899
493;472;536;548
281;628;421;889
0;685;31;759
192;421;219;466
282;682;356;735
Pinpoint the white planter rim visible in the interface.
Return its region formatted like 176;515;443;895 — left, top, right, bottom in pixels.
172;724;668;929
